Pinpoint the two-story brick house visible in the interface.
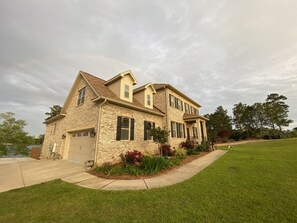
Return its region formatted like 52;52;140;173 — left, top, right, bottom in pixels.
42;70;208;165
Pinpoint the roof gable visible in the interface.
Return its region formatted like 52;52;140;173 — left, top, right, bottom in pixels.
105;70;137;86
60;71;99;114
133;83;156;94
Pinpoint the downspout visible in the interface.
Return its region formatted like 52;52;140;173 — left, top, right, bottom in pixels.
164;87;170;143
94;99;107;164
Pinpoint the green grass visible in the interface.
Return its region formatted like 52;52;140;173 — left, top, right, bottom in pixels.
1;139;296;222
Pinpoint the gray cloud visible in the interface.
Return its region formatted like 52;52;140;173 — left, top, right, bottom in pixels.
1;0;297;135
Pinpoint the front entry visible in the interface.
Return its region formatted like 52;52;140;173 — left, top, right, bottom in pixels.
187;128;190;140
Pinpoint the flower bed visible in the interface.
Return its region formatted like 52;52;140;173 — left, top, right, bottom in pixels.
90;149;210;180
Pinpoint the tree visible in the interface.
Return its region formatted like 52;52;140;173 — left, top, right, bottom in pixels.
149;127;169;156
45;105;62;120
232;102;247;130
0;112;30;157
205;106;232;142
233;103;261;138
265;93;293;131
252;102;267;133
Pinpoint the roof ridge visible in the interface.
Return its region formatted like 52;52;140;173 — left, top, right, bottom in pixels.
80;70;107;82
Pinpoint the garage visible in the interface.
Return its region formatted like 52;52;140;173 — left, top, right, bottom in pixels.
67;130;95;163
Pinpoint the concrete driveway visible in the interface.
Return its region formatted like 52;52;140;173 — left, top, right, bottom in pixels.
0;158;85;193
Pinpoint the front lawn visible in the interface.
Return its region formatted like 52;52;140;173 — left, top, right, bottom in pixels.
1;139;296;222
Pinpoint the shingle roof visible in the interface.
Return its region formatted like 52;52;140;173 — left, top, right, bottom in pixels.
133;83;156;94
80;71;164;115
153;83;201;107
81;71;119;99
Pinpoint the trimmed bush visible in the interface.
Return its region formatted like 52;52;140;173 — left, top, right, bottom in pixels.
175;148;187;158
180;140;194;149
141;156;171;174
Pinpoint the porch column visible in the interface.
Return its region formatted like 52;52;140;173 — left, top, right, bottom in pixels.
202;121;207;141
197;119;202;144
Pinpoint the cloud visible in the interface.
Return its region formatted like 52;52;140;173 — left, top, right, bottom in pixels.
0;0;297;135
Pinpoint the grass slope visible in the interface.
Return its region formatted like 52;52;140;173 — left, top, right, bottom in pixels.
0;139;296;222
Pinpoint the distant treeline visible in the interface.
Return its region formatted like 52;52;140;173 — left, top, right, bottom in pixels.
206;93;296;142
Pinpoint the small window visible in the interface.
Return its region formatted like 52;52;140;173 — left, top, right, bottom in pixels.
83;132;89;136
77;87;86;105
124;85;130;98
121;117;130;140
147;94;151;106
77;132;82;137
72;133;76;137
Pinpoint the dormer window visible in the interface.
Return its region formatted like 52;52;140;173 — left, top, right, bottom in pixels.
77;87;86;105
147;94;151;106
124;84;130;98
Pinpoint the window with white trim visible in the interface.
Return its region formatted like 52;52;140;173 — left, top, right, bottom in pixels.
147;94;151;106
124;85;130;98
121;117;130;140
77;87;86;105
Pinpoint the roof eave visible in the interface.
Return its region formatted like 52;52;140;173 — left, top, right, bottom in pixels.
43;114;66;124
93;97;164;117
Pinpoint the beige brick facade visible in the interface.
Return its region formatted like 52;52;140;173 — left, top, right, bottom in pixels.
42;70;207;165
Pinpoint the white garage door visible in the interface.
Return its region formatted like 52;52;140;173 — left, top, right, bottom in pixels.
68;130;95;163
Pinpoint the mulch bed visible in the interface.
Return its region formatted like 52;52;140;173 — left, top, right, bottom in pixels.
88;151;210;180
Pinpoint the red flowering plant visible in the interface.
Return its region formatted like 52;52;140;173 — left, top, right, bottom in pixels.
124;150;143;164
159;144;176;157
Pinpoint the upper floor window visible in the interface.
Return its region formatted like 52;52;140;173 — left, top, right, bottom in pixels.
170;94;183;111
124;85;130;98
147;94;151;106
176;99;183;111
185;103;189;113
169;94;175;107
77;87;86;105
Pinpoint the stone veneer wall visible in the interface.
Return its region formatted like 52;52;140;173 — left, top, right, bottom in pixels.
96;103;163;164
164;88;205;148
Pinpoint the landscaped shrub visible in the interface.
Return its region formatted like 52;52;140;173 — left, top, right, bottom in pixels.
186;148;200;155
124;150;143;164
95;162;113;175
94;155;183;176
195;141;211;152
180;140;194;149
159;144;175;156
175;148;187;158
140;156;171;174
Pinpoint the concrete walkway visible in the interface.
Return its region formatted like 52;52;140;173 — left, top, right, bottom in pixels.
62;150;227;190
0;158;85;193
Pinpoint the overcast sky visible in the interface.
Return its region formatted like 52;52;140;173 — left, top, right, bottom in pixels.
1;0;297;136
